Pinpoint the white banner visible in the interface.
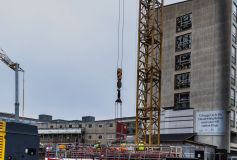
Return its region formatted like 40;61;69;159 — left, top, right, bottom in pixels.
196;110;225;135
38;128;81;134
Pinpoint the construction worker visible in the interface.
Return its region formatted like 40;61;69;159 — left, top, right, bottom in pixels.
96;141;101;150
138;142;144;151
121;141;126;150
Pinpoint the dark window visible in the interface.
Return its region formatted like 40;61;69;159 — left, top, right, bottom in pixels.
231;88;235;106
175;73;190;89
98;135;102;139
88;124;92;128
236;91;237;108
234;3;237;23
50;125;53;129
233;25;236;43
79;124;82;128
109;123;113;127
177;13;192;32
231;67;236;85
60;125;62;128
176;33;191;51
231;110;235;128
236;112;237;128
88;135;92;139
132;130;135;134
175;53;191;70
233;46;236;65
98;124;103;128
174;92;190;109
69;124;72;128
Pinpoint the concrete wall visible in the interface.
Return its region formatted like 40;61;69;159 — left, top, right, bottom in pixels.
162;0;232;150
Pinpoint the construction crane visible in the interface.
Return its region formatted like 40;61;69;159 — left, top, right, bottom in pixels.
0;48;25;123
135;0;163;145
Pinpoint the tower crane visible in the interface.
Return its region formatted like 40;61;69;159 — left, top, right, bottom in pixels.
135;0;163;145
0;48;25;123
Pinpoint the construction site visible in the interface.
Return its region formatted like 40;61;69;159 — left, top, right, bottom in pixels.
1;0;237;159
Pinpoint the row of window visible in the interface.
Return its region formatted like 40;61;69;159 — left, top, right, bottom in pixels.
48;123;114;129
174;14;192;110
88;123;113;129
231;4;237;128
233;3;237;110
88;135;113;140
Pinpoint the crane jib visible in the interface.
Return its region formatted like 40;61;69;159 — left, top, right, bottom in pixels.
5;57;12;65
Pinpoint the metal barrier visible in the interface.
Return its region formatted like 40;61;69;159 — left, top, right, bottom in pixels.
45;143;183;160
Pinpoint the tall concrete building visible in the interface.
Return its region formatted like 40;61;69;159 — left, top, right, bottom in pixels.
161;0;237;157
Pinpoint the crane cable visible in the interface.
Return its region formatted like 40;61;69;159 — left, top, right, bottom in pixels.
116;0;125;121
117;0;125;69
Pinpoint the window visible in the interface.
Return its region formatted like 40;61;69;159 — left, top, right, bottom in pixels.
177;13;192;32
98;124;103;128
109;123;113;128
79;124;82;128
176;33;191;51
88;135;92;139
175;73;190;89
231;88;235;106
2;119;7;122
234;3;237;23
175;53;191;70
174;92;190;109
60;125;63;128
108;135;113;139
231;110;235;127
236;112;237;128
236;91;237;107
233;25;236;43
88;124;92;128
50;125;53;129
232;46;236;65
98;135;103;139
69;124;72;128
231;67;236;85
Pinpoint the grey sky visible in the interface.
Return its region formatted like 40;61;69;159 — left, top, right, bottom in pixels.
0;0;186;121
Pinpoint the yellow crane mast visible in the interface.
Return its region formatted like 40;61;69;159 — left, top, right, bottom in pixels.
135;0;163;145
0;49;25;123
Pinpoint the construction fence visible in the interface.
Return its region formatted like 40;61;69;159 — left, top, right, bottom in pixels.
45;143;184;160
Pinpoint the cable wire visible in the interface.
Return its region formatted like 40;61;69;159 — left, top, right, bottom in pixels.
121;0;124;69
117;0;121;69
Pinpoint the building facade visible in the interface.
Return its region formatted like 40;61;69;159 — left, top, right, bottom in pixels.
161;0;235;156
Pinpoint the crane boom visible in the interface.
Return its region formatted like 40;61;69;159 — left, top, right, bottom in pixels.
0;48;25;123
0;50;24;72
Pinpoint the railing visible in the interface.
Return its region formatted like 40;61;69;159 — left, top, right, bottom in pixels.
38;127;84;130
45;143;184;160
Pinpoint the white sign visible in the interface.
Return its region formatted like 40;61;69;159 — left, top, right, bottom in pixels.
196;110;225;135
38;128;81;134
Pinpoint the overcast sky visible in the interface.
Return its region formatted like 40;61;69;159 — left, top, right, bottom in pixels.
0;0;186;121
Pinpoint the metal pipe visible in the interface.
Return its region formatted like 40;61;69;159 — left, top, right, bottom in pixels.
15;63;19;122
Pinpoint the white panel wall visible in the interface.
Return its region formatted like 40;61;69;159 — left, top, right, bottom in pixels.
160;109;194;134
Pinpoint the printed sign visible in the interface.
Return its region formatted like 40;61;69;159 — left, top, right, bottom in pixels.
196;110;225;135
